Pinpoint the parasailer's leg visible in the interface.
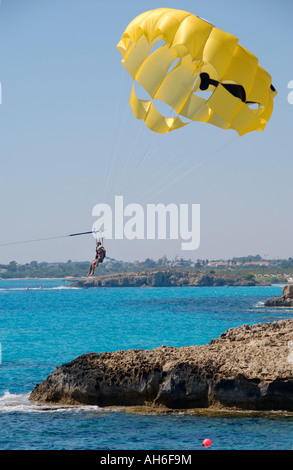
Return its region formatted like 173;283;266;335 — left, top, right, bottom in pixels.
88;260;100;276
88;261;95;276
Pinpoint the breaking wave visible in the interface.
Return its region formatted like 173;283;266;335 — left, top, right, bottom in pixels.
0;391;103;414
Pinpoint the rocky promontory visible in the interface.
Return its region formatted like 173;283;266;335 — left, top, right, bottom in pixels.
71;269;269;288
265;285;293;307
30;319;293;412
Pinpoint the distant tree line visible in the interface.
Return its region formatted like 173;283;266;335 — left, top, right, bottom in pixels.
1;255;293;279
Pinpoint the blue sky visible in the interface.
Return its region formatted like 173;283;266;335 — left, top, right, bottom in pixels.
0;0;292;263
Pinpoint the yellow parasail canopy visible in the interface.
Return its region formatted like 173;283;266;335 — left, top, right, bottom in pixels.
117;8;277;136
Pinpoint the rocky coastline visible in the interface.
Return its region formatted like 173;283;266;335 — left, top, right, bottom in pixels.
264;285;293;307
70;269;269;288
30;319;293;412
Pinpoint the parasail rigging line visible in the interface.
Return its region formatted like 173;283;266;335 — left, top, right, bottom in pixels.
140;135;238;205
115;123;144;197
101;69;130;202
0;230;102;248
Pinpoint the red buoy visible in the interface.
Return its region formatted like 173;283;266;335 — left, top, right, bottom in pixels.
202;438;212;447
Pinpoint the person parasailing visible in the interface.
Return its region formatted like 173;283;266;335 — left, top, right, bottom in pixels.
88;240;106;276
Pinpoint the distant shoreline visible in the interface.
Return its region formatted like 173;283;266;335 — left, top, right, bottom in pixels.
69;269;274;288
0;277;78;281
0;270;287;287
1;257;292;285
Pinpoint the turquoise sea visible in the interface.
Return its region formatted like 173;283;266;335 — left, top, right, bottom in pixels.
0;279;292;450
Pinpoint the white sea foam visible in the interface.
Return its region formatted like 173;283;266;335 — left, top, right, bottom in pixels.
0;390;104;414
50;286;80;290
0;391;40;413
0;285;80;292
254;301;265;308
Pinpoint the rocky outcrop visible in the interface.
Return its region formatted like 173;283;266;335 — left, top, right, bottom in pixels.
265;284;293;307
71;269;268;288
30;319;293;411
